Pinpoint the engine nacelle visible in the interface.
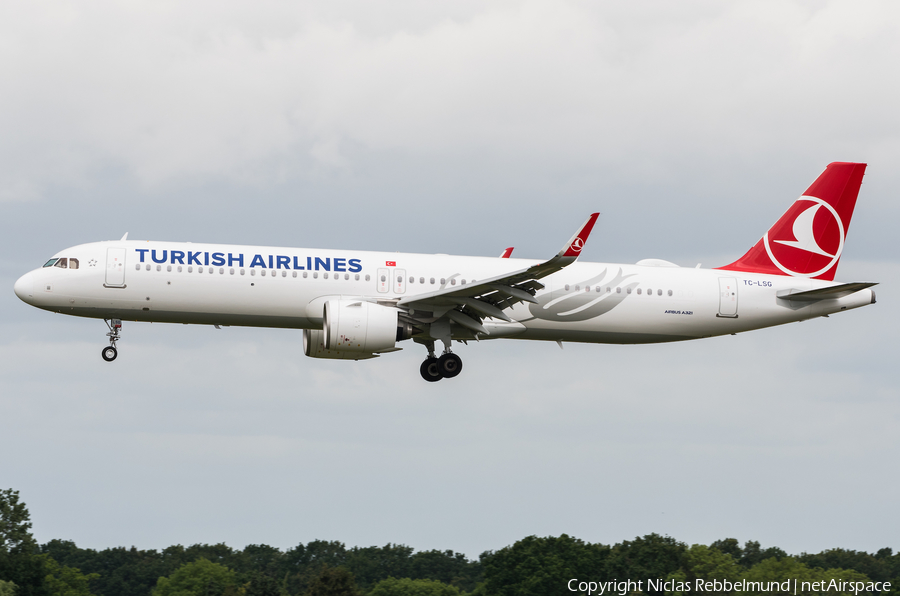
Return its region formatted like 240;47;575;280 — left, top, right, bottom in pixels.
324;299;399;353
303;328;378;360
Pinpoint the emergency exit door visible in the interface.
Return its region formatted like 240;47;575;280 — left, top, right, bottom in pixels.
718;277;738;318
376;268;389;293
105;248;126;287
393;269;407;294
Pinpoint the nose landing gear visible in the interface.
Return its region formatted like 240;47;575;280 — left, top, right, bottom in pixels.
102;319;122;362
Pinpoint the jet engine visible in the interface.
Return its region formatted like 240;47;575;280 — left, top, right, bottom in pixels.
303;328;378;360
302;299;404;360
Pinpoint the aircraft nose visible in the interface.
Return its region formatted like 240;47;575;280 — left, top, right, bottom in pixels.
14;271;35;303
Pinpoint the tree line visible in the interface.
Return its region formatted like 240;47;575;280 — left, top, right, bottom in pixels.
1;489;898;596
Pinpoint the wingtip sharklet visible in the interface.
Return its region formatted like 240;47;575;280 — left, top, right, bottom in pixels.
558;213;599;258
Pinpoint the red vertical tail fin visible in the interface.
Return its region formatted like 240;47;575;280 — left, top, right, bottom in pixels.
718;162;866;281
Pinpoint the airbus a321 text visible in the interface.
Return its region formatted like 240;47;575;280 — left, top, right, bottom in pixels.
14;162;876;382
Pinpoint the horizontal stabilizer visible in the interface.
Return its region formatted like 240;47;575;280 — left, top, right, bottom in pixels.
776;282;877;302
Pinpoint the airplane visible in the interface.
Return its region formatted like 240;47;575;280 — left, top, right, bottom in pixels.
13;162;876;382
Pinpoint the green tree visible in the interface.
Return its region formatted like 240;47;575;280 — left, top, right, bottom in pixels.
709;539;742;561
41;556;99;596
0;490;46;596
367;577;461;596
739;541;787;568
666;544;741;594
605;534;686;595
741;558;871;596
797;548;897;584
151;558;238;596
482;534;610;596
303;565;361;596
243;571;283;596
0;580;18;596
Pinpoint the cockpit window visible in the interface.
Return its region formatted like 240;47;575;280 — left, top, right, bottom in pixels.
42;257;79;269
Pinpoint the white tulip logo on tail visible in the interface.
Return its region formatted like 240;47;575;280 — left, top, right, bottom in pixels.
570;237;585;253
763;196;844;278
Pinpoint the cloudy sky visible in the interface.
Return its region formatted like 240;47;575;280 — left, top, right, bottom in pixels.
1;0;898;559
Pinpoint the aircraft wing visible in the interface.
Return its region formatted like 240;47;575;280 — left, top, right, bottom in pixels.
396;213;598;334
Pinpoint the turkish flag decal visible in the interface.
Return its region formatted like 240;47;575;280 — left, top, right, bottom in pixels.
385;261;396;267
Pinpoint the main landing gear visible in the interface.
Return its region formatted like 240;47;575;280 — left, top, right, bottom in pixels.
102;319;122;362
418;340;463;382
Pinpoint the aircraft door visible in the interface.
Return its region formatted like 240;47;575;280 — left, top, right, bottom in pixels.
718;277;738;317
376;268;389;293
105;248;126;287
393;268;407;294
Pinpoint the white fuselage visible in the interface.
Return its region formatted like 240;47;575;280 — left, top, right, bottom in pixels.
14;240;874;344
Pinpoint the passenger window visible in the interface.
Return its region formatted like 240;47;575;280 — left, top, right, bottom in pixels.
135;264;140;271
282;270;287;277
324;272;329;279
345;273;349;280
313;272;318;279
616;287;621;293
575;285;580;291
451;279;456;285
627;288;632;294
440;278;446;285
381;275;386;282
409;276;414;283
146;264;151;271
658;289;663;296
291;271;296;278
69;259;79;269
43;259;58;268
637;288;641;295
461;279;466;285
596;286;601;292
355;274;359;280
54;258;67;268
430;278;435;284
188;266;193;273
231;268;236;275
565;284;570;291
420;277;425;284
239;269;244;275
668;290;672;296
167;265;172;272
365;274;370;281
303;272;308;278
156;265;161;271
250;269;255;276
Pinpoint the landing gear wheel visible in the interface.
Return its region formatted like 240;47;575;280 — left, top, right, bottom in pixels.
101;346;118;362
438;353;462;378
420;358;443;382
